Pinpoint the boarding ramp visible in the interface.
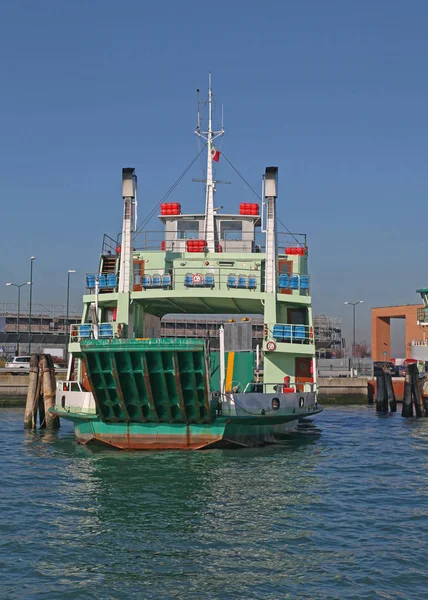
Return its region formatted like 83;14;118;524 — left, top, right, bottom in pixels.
80;338;210;424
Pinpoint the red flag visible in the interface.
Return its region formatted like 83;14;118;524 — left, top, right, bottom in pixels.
210;143;220;163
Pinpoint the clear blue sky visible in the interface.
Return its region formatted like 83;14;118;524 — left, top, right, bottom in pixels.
1;0;427;353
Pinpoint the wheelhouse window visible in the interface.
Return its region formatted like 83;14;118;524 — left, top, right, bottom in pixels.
220;221;243;241
177;220;200;239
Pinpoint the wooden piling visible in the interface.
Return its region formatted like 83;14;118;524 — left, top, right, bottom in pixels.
24;353;60;429
402;368;413;418
40;354;60;429
376;369;388;412
385;369;397;412
409;363;424;418
24;354;40;429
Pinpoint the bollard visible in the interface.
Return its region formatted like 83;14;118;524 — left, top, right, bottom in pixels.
40;354;60;429
24;354;40;429
385;369;397;412
409;363;424;418
402;368;413;417
376;370;388;412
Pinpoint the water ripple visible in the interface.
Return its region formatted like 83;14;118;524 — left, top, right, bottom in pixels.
1;406;428;599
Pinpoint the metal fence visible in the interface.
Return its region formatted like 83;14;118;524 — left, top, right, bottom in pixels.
317;358;373;378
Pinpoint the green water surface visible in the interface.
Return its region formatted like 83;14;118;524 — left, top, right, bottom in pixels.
1;405;428;599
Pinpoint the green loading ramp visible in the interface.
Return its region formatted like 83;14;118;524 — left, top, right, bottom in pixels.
80;339;211;424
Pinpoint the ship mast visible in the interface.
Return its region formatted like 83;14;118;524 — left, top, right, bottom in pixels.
195;73;224;252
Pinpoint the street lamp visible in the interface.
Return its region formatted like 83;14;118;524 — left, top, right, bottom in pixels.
66;270;76;352
344;300;364;357
6;282;31;355
28;256;36;355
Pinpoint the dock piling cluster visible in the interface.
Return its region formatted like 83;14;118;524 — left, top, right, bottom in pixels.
376;366;396;413
376;363;428;417
402;362;428;418
24;354;60;429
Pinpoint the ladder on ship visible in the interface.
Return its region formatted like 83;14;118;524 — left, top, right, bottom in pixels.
101;255;117;274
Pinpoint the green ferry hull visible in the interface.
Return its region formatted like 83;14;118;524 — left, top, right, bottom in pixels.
52;404;322;450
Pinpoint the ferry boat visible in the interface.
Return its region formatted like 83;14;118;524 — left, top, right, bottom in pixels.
51;79;322;449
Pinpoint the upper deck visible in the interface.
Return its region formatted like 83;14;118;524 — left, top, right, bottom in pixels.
84;216;311;317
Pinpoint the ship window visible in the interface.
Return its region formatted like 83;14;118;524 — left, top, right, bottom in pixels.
220;221;243;241
177;221;200;239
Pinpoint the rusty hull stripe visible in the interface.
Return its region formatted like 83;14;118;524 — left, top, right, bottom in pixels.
187;351;201;422
140;353;158;421
81;356;109;421
173;352;187;421
94;352;120;422
76;432;224;450
202;346;212;422
122;353;146;421
110;354;130;421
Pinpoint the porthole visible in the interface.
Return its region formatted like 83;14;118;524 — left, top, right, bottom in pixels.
272;398;280;410
299;396;305;408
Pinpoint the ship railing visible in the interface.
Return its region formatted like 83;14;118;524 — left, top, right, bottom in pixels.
127;230;307;253
277;273;310;295
136;267;260;291
412;339;428;347
242;381;317;393
102;233;120;256
69;322;127;342
85;273;118;292
56;380;84;392
133;267;310;295
265;323;315;345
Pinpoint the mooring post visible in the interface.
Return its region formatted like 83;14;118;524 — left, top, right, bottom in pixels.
422;379;428;417
384;368;397;412
376;369;387;412
409;362;424;418
402;367;413;418
40;354;60;429
24;354;39;429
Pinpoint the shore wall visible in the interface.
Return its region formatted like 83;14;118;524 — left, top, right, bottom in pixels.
1;373;371;407
318;377;368;402
0;372;64;406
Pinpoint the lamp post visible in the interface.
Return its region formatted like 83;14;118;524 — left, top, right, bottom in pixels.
6;282;31;355
28;256;35;355
344;300;364;357
66;270;76;353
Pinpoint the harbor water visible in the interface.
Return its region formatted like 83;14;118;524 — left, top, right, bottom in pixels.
1;405;428;599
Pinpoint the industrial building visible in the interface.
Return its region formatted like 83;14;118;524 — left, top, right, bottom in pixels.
313;314;343;358
161;313;343;355
0;303;81;355
0;303;343;359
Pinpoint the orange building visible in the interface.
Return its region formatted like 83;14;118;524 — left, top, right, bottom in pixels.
371;304;424;361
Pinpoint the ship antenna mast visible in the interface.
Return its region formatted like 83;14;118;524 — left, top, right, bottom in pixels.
195;72;224;252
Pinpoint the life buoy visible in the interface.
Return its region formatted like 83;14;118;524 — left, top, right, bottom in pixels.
192;273;203;285
266;341;276;351
117;323;122;338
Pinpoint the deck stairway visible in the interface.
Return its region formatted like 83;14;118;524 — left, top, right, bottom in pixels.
101;255;117;274
80;338;211;423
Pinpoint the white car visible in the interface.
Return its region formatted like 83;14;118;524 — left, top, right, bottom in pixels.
5;356;61;374
5;356;31;373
